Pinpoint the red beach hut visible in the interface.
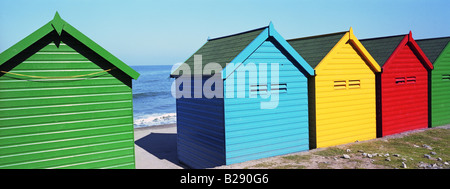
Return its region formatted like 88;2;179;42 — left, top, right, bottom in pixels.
361;32;433;137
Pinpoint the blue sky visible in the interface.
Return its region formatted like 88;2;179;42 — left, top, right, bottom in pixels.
1;0;449;65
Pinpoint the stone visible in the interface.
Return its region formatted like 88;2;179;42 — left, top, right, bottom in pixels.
424;154;431;159
384;153;390;157
430;151;437;155
342;154;350;159
437;157;442;161
362;153;367;157
358;150;364;153
346;149;351;153
423;144;432;150
418;162;427;168
385;157;391;161
393;154;400;157
413;144;420;148
444;162;449;166
401;162;407;168
367;154;373;158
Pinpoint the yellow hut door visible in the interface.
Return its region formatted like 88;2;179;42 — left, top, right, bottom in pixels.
314;37;377;148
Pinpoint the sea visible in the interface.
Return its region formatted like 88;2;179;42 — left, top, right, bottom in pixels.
131;65;177;128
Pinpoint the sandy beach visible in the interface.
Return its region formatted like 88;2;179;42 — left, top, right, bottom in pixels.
134;124;187;169
134;123;450;169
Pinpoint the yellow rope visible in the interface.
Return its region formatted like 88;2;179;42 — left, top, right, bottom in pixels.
0;67;116;79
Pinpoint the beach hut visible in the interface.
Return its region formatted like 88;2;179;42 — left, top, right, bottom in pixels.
416;37;450;127
360;32;433;137
170;23;314;168
287;28;381;149
0;12;140;169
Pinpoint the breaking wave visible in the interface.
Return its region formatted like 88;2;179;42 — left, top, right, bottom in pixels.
133;113;177;128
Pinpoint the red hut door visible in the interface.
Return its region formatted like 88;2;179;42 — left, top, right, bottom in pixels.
381;44;429;136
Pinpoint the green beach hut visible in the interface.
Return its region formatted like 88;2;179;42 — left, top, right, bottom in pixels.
416;37;450;127
0;12;139;169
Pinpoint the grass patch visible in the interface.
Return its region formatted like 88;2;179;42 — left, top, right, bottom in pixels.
272;164;306;169
313;147;346;157
282;154;311;163
251;162;277;168
244;127;449;169
346;128;450;169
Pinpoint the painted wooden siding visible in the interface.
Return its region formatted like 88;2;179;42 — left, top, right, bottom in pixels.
224;40;309;165
381;45;429;135
0;41;135;169
315;41;376;148
176;76;225;169
431;44;450;127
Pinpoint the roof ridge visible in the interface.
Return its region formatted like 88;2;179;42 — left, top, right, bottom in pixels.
207;26;268;41
416;36;450;41
287;31;347;42
360;34;407;41
0;12;140;80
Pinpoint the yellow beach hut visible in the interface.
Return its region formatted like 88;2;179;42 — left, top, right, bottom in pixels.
288;28;381;148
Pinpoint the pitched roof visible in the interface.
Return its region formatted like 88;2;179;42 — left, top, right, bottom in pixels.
170;27;267;77
287;32;346;68
0;12;140;80
360;35;405;67
416;37;450;63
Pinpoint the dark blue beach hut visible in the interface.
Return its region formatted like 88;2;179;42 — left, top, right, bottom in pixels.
170;23;314;168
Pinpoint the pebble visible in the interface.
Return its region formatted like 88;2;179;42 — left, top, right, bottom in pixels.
416;161;448;169
401;162;407;168
423;144;432;150
342;154;350;159
418;162;427;168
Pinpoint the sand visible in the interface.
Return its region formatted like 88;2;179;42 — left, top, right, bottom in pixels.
134;124;450;169
134;124;186;169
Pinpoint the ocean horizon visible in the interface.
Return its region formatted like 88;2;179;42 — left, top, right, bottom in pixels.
131;65;176;128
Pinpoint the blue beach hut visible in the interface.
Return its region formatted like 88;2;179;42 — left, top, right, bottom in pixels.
170;23;314;168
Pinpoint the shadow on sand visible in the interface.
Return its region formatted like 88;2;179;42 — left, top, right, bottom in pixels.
134;133;188;168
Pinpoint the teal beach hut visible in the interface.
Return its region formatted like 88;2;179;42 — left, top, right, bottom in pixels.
170;23;314;168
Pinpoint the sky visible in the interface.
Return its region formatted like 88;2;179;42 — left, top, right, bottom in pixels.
0;0;449;65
